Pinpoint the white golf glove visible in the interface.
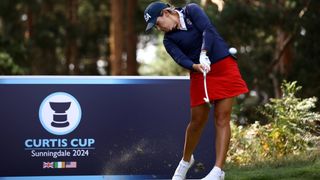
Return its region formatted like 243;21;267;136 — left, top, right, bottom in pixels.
199;51;211;73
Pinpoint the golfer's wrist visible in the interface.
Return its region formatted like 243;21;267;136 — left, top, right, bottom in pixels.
192;64;201;72
192;64;197;70
192;64;199;71
200;50;207;55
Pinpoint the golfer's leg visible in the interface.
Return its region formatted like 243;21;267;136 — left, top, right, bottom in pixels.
214;98;233;168
183;104;210;162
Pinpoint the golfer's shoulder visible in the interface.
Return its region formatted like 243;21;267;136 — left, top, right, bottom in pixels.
185;3;203;14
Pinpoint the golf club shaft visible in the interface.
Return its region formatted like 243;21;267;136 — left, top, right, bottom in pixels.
203;71;211;107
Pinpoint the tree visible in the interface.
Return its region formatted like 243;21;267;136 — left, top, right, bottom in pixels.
109;0;139;75
0;0;30;74
65;0;79;75
109;0;124;75
126;0;138;75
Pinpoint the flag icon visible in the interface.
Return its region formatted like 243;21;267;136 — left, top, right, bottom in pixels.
54;161;65;168
43;162;54;168
66;161;77;168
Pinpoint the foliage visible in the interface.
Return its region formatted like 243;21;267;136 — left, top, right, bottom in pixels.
0;0;110;75
228;81;320;165
0;51;25;74
139;35;188;76
262;81;320;134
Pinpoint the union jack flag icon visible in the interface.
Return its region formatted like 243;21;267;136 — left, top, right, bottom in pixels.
43;162;54;168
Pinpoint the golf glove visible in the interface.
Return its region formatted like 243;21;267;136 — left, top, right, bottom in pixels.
199;51;211;73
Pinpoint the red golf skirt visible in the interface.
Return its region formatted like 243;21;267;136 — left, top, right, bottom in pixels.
190;56;248;107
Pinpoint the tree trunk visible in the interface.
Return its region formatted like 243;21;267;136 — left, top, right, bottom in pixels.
0;17;3;36
109;0;124;75
269;27;293;98
65;0;79;75
275;28;293;76
30;1;57;75
126;0;138;75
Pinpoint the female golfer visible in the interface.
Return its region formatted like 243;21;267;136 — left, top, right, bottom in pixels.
144;2;248;180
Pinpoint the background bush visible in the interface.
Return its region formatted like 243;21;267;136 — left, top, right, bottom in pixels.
228;81;320;165
0;51;25;75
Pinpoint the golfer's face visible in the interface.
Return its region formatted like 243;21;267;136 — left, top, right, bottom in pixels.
156;10;176;32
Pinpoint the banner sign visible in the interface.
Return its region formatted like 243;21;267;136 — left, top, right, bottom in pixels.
0;76;215;179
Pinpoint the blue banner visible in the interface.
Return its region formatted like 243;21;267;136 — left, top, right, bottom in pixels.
0;76;216;179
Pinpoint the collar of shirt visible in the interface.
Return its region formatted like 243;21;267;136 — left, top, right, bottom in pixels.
175;9;188;31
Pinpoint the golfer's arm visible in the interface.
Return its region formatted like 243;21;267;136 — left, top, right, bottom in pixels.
163;38;194;70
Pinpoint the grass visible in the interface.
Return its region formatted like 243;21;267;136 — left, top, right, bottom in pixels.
224;152;320;180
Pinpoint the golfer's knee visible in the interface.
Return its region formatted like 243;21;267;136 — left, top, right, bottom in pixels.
189;116;207;131
214;111;231;128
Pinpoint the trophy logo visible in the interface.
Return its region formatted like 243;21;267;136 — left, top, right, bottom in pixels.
39;92;82;135
49;102;71;128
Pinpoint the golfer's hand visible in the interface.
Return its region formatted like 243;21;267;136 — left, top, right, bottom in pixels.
192;64;207;73
199;51;211;73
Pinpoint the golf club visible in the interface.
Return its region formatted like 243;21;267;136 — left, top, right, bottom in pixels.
203;70;212;108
